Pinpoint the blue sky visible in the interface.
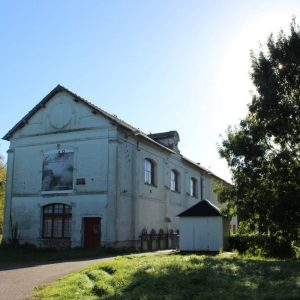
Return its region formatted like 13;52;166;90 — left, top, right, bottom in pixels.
1;0;299;181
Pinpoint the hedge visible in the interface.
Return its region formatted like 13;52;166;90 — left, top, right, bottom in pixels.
229;233;299;258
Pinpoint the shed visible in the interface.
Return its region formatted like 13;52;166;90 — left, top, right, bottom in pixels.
177;199;230;251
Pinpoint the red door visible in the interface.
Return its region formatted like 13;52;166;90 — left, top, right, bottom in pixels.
84;218;101;249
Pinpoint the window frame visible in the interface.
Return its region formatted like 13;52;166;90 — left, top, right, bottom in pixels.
190;177;197;197
170;169;180;192
144;158;156;186
42;203;72;239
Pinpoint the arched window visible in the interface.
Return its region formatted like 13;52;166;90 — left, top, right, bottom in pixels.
42;204;72;238
170;169;179;192
144;158;155;185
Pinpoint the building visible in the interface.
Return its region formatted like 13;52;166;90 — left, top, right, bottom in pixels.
3;85;236;248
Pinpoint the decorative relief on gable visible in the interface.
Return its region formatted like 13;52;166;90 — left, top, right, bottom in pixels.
50;101;72;129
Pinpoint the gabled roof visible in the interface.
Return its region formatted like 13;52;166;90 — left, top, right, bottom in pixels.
2;85;174;154
177;199;224;217
3;85;230;185
3;85;137;140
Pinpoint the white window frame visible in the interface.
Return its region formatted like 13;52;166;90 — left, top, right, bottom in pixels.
144;158;155;185
190;177;197;197
170;169;179;192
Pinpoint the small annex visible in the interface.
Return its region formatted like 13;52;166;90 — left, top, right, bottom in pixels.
177;199;230;251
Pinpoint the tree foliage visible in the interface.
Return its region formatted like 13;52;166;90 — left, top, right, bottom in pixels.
218;20;300;242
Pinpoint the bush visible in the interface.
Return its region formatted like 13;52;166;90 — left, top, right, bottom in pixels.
291;240;300;259
229;233;298;258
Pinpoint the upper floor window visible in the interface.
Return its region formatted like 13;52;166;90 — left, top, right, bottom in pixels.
144;158;155;185
42;203;72;239
42;150;74;192
170;169;179;192
232;224;237;234
190;177;197;197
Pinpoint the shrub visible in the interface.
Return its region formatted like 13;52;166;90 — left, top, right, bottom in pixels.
229;233;298;258
291;240;300;259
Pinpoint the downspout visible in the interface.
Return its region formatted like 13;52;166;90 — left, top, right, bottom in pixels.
3;148;15;241
131;140;137;242
200;175;203;200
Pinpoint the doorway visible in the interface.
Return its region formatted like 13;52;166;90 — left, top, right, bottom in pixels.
83;217;101;249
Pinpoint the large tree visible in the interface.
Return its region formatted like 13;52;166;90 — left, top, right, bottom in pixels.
219;20;300;242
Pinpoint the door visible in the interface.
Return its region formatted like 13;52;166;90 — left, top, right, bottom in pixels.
194;219;209;251
84;217;101;249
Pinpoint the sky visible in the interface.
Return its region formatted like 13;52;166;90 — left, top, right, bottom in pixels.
1;0;299;182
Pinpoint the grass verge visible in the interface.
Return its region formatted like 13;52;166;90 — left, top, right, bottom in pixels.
32;252;300;299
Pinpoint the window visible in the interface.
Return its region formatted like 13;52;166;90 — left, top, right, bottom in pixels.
144;158;155;185
170;169;179;192
42;204;72;238
42;150;74;192
190;177;197;197
232;224;236;234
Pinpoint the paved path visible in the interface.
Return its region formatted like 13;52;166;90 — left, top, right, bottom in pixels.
0;250;173;300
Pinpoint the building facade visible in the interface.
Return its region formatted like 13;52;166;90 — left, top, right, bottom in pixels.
3;85;236;248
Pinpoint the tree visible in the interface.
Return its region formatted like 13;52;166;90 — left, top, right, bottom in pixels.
218;20;300;243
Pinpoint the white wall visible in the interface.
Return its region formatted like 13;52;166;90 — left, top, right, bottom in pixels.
179;217;224;251
117;134;232;241
4;92;119;247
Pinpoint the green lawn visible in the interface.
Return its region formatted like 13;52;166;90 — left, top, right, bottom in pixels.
32;252;300;300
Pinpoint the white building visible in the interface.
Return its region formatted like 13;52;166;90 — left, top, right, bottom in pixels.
3;85;236;248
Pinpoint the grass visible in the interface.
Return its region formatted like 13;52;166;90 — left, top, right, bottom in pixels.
32;252;300;300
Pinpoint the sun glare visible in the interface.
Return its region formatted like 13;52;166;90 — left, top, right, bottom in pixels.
217;12;294;125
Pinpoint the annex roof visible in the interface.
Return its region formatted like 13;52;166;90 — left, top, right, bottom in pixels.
177;199;224;217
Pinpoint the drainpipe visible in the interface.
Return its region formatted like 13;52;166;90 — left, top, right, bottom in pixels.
200;176;203;200
131;141;137;243
3;148;15;241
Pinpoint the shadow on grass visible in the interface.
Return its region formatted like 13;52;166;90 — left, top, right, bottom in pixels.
100;255;300;300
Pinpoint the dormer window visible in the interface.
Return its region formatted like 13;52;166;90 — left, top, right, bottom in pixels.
144;158;155;185
170;169;180;192
148;131;180;153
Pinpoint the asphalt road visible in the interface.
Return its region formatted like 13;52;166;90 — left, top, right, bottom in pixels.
0;256;116;300
0;250;173;300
